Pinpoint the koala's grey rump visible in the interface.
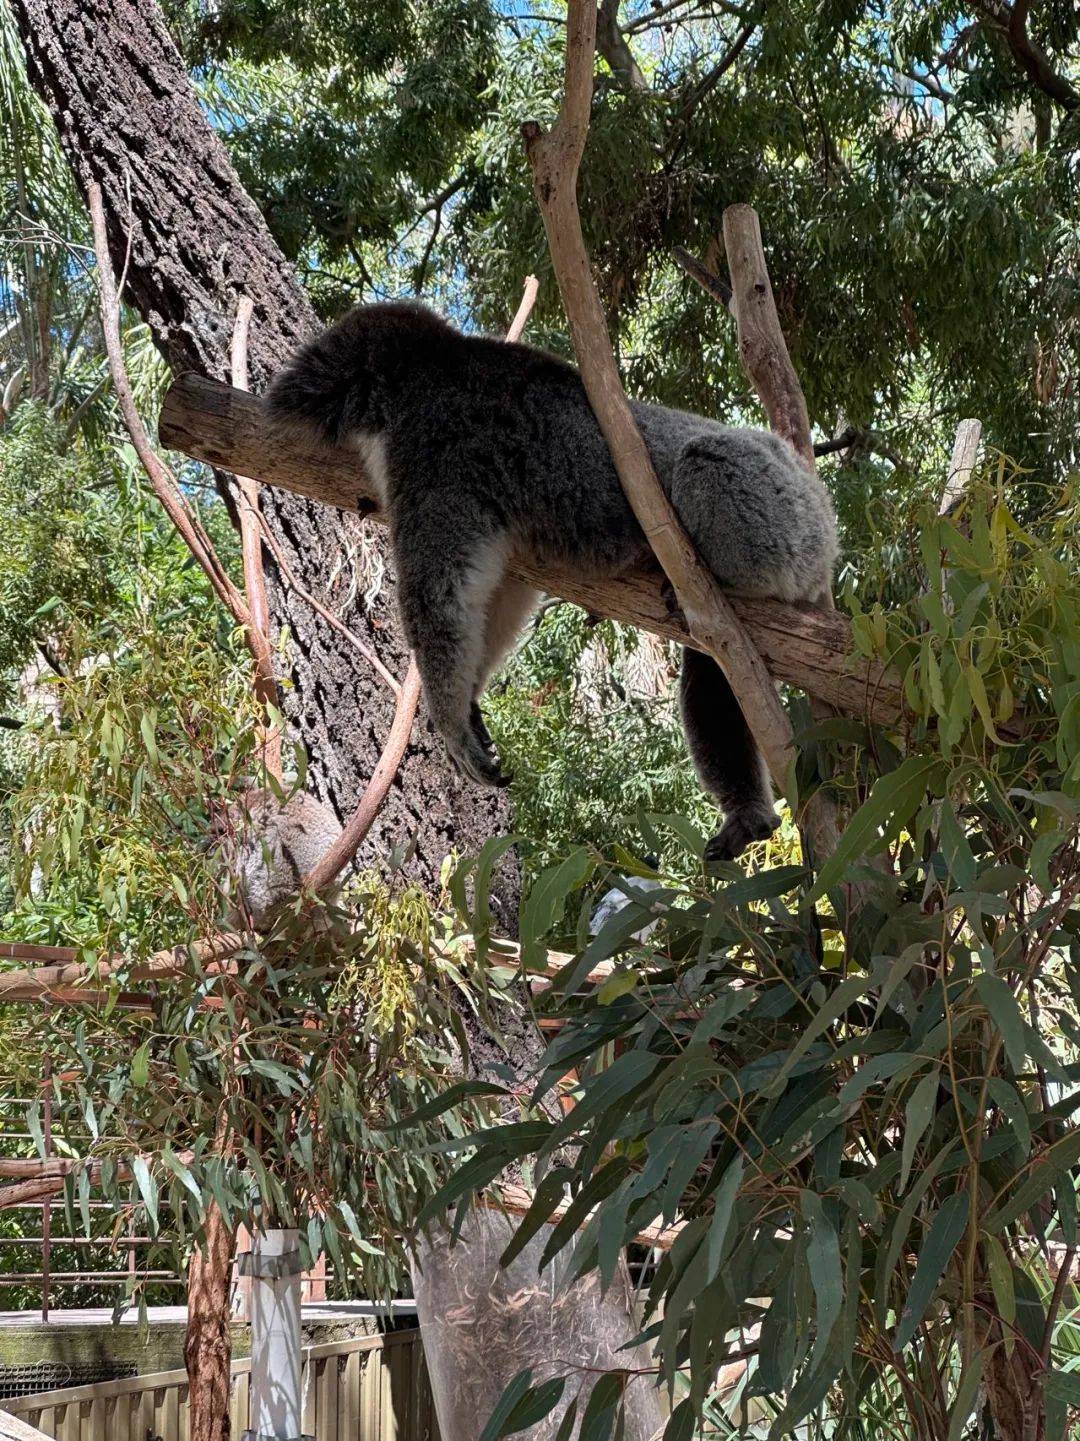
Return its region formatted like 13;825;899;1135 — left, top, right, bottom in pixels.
266;302;837;861
213;788;343;928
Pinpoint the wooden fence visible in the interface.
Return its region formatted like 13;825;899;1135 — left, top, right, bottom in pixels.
4;1329;438;1441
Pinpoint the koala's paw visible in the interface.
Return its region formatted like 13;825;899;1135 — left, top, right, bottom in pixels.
704;806;779;864
470;701;494;752
447;724;512;789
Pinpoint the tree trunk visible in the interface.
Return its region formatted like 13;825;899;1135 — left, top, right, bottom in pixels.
184;1203;234;1441
11;4;660;1436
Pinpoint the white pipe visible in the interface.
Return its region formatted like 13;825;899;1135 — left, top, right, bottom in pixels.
242;1229;305;1441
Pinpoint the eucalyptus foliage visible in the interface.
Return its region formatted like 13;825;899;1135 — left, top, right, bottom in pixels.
422;469;1080;1439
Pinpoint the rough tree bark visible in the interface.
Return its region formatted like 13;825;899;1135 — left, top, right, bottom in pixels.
10;2;655;1436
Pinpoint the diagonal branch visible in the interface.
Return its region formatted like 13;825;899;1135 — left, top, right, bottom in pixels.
88;184;250;632
520;0;831;854
973;0;1078;111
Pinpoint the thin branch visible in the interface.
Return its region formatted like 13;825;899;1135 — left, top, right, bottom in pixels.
251;506;402;697
300;657;422;894
672;13;760;125
520;2;809;853
505;275;541;342
672;244;733;308
87;183;250;630
973;0;1078;111
231;294;283;777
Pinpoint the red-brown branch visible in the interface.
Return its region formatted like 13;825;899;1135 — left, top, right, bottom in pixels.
230;295;282;775
88;184;250;631
301;657;422;893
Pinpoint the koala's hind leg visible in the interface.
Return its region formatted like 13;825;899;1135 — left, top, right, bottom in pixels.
393;518;514;787
467;574;540;753
679;647;779;863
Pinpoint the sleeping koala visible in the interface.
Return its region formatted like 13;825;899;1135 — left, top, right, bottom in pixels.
266;302;837;862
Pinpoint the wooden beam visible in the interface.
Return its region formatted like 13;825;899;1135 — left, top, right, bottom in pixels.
0;933;245;1002
159;373;905;727
0;1412;55;1441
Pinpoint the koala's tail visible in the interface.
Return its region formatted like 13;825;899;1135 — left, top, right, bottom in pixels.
263;331;358;445
679;647;776;825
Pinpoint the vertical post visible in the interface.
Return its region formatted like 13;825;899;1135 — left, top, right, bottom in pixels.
40;1057;52;1325
241;1230;308;1441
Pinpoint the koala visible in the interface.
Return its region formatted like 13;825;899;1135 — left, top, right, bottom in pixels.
265;302;837;862
211;787;343;928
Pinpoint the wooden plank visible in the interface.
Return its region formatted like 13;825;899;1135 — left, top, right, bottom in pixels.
0;1411;55;1441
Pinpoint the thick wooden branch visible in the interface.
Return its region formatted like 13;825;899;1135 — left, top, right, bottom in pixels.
160;374;905;728
722;205;815;475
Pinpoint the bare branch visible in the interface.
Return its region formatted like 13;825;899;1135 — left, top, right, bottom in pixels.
87;183;250;630
940;418;983;516
301;657;422;894
521;1;807;851
721;205;815;473
672;14;760;125
251;506;402;697
672;245;733;308
506;275;541;342
974;0;1078;111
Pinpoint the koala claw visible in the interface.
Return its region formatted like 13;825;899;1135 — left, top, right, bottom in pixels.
470;701;494;752
449;730;511;789
704;806;779;864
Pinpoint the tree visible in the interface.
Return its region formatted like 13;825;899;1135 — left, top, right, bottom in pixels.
6;1;659;1437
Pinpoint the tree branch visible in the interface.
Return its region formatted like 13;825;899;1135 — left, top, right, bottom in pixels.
506;275;541;342
301;658;422;893
231;294;283;778
520;0;813;851
158;373;907;727
597;0;647;90
721;205;815;473
672;244;733;308
974;0;1078;111
87;184;251;631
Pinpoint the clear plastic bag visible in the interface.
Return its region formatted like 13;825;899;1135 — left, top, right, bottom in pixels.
413;1210;662;1440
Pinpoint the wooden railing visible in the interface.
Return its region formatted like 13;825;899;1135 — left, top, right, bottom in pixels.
5;1329;438;1440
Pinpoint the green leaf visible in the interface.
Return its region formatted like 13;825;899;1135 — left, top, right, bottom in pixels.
803;1192;843;1372
131;1040;151;1089
478;1370;535;1441
597;968;639;1004
986;1128;1080;1232
131;1155;160;1235
766;975;870;1096
894;1192;969;1350
973;973;1027;1075
809;755;938;900
520;848;593;970
899;1069;940;1193
947;1351;985;1441
984;1234;1015;1332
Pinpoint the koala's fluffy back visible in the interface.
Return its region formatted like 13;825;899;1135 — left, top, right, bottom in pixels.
218;789;343;928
